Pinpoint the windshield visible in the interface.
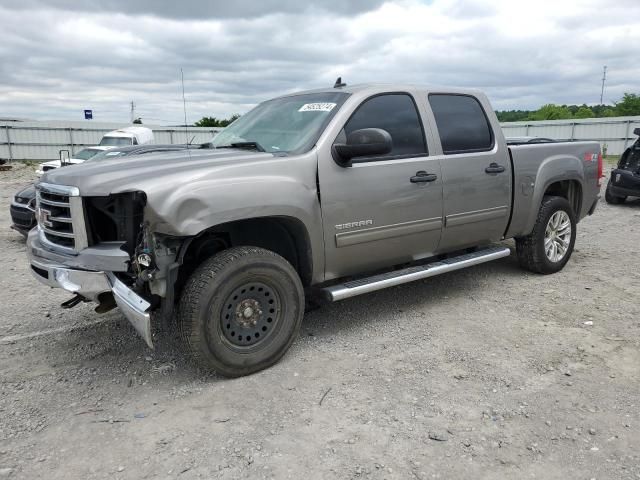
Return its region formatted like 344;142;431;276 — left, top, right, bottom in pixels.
72;148;103;160
100;136;133;146
89;150;129;161
209;92;349;154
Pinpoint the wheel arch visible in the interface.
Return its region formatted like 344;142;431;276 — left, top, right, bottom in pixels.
178;215;314;289
519;153;586;236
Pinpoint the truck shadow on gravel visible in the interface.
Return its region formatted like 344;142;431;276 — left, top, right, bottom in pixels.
8;249;523;382
303;249;522;339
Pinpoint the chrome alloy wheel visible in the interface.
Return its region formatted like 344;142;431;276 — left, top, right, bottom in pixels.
544;211;572;263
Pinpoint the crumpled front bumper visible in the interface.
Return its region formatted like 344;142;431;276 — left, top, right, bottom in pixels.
26;229;154;348
609;168;640;197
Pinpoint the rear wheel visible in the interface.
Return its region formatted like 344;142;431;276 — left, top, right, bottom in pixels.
516;196;576;274
605;180;626;204
178;246;304;377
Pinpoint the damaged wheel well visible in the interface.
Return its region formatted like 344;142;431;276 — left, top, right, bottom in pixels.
175;216;313;299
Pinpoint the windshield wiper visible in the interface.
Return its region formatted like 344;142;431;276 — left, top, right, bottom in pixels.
216;141;266;152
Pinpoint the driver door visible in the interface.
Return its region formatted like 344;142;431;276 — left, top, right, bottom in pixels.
318;93;443;280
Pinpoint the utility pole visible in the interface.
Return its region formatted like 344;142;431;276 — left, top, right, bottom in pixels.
599;66;607;104
130;101;135;123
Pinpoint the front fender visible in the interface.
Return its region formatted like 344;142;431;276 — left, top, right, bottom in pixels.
143;172;325;283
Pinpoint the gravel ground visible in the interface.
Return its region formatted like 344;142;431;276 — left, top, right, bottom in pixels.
0;163;639;480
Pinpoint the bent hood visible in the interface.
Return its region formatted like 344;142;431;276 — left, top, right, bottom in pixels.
40;149;275;196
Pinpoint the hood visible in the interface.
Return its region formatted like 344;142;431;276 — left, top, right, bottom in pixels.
15;183;36;200
40;148;276;196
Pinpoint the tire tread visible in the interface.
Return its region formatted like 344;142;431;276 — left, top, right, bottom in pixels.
177;246;302;376
516;195;575;274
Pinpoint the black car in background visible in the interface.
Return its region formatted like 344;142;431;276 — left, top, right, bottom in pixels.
10;184;37;235
10;144;192;236
606;127;640;204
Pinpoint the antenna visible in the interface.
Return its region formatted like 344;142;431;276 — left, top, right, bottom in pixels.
181;68;189;145
130;100;135;123
334;77;347;88
600;66;607;104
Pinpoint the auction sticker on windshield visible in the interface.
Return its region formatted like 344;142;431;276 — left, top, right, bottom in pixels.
298;103;336;112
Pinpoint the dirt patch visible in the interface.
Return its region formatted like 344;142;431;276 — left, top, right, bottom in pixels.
0;165;639;479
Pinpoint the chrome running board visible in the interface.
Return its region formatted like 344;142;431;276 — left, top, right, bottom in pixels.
322;246;511;301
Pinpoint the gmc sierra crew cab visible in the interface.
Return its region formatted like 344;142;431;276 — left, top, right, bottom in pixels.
27;83;602;377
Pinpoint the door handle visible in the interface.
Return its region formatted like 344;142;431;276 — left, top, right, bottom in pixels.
410;171;438;183
485;162;506;174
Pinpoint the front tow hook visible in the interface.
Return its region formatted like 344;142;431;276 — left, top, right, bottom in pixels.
61;294;84;309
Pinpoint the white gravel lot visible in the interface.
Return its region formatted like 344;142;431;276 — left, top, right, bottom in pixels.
0;163;639;480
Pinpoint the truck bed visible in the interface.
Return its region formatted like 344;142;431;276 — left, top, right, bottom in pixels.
506;140;601;238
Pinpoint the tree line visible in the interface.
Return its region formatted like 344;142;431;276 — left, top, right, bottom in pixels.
194;114;241;127
496;93;640;122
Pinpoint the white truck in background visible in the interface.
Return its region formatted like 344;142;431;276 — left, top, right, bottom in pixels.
36;126;155;174
98;126;154;147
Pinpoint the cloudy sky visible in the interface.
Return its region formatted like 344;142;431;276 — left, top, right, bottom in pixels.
1;0;638;124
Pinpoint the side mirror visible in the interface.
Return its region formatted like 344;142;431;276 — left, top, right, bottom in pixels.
333;128;392;167
634;127;640;136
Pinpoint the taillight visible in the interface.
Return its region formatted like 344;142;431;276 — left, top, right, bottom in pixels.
597;152;603;187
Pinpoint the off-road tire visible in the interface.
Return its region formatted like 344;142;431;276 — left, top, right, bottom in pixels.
516;195;576;274
178;246;304;377
604;180;626;205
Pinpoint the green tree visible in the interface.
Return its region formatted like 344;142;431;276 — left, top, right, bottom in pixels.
495;110;531;122
573;106;595;119
614;93;640;116
194;114;241;128
527;104;573;121
195;116;222;127
219;114;240;127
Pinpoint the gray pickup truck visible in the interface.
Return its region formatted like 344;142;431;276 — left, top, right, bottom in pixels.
27;83;601;376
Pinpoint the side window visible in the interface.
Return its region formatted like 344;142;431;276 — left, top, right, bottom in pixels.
344;94;427;159
428;94;494;154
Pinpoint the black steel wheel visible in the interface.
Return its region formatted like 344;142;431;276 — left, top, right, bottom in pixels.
178;246;304;377
220;281;281;348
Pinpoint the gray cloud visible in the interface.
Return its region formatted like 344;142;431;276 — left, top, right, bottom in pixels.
1;0;387;18
0;0;638;124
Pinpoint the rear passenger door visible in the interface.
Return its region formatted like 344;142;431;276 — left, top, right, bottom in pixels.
426;94;511;250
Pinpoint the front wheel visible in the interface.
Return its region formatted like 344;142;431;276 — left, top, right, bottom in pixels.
516;196;576;274
178;246;304;377
604;180;626;205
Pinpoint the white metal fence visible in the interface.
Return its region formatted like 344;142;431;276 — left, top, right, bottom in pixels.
3;116;639;161
0;120;222;161
501;116;640;156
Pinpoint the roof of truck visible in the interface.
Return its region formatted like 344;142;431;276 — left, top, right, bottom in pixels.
104;126;153;138
273;83;484;99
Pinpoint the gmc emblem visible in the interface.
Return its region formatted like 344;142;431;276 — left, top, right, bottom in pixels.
37;207;53;228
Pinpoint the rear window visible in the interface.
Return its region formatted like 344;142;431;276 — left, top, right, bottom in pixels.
100;136;133;146
428;94;494;154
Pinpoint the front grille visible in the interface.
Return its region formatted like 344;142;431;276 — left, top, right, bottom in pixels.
36;183;88;254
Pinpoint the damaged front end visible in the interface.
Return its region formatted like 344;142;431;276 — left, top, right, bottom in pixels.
609;138;640;198
27;183;187;348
